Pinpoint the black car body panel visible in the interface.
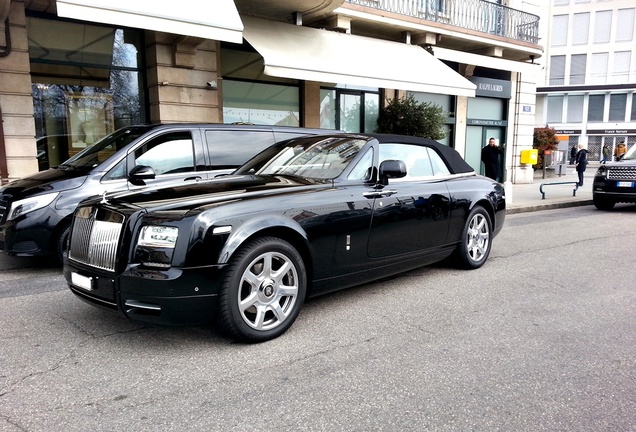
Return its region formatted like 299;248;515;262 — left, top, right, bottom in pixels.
0;124;333;258
593;147;636;209
593;163;636;203
63;133;506;336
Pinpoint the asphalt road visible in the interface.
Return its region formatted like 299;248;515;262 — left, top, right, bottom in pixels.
1;205;635;431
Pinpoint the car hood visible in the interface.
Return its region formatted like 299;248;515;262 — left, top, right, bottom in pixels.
0;167;87;199
93;174;330;213
603;159;636;167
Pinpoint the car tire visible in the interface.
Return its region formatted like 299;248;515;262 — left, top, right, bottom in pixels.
217;237;307;342
453;206;492;270
593;195;615;210
55;223;70;265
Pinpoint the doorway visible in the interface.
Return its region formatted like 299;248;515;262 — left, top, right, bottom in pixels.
466;126;505;180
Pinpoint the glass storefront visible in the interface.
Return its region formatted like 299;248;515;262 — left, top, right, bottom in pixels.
320;88;379;133
221;48;300;126
222;80;300;126
28;17;145;170
409;92;455;145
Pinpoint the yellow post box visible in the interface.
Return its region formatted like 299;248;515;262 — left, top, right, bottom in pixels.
520;149;538;164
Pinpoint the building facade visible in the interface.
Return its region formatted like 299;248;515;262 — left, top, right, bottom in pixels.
536;0;636;162
0;0;543;187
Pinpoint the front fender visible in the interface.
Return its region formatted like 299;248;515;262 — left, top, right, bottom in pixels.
217;214;308;264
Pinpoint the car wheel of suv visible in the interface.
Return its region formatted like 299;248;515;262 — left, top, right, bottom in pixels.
55;224;70;264
593;195;615;210
217;237;307;342
453;206;492;270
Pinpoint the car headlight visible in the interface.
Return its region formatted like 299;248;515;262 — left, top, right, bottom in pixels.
595;165;608;178
136;225;179;268
138;226;179;248
7;192;59;220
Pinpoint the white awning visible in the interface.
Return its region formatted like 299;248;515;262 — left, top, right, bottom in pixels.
242;16;475;97
433;47;541;76
56;0;243;43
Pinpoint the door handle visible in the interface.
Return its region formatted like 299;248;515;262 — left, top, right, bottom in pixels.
184;176;202;181
363;189;397;199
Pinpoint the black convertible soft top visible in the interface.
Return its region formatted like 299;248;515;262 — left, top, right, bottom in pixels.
369;133;475;175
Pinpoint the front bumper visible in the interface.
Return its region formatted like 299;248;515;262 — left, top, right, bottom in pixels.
593;177;636;203
0;207;62;257
64;260;226;326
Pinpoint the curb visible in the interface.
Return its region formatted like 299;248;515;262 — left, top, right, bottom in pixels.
507;199;594;214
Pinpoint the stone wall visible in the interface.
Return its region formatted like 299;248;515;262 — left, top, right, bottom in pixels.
0;0;38;181
145;32;222;124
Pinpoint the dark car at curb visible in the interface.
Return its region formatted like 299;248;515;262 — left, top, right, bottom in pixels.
63;133;506;342
593;144;636;210
0;123;332;262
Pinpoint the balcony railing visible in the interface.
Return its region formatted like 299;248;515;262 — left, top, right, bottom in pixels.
345;0;540;44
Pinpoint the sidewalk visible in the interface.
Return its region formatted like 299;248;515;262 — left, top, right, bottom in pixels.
506;163;597;214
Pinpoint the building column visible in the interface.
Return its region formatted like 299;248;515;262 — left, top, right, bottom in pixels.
301;81;321;128
0;0;38;181
508;71;537;185
145;32;222;123
454;96;468;155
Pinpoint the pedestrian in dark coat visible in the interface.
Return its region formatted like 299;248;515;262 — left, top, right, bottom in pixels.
570;145;577;164
481;137;503;181
575;144;588;186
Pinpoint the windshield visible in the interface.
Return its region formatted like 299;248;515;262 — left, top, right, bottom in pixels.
239;136;369;180
61;126;152;169
621;143;636;161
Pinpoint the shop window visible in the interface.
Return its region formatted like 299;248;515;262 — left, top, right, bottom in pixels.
320;88;379;133
222;80;299;126
467;97;505;120
631;95;636;121
29;18;145;170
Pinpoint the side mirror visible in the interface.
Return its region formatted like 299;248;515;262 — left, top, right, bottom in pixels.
128;165;156;185
379;159;407;185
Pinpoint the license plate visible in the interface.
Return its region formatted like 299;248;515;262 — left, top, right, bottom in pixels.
71;272;93;291
616;181;634;187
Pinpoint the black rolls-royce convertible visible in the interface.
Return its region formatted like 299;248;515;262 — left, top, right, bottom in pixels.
64;133;506;342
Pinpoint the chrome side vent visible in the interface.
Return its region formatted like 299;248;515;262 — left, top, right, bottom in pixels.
68;206;124;272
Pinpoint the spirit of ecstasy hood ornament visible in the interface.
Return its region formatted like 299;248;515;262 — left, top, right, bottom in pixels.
99;190;109;204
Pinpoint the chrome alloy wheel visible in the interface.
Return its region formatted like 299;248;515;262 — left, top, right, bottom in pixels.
466;212;490;264
237;251;299;331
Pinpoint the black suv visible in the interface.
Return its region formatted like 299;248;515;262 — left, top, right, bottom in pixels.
593;144;636;210
0;123;332;262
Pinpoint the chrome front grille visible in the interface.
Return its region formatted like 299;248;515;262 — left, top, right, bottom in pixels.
608;166;636;180
68;206;125;272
